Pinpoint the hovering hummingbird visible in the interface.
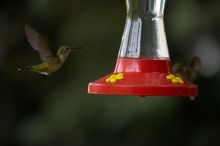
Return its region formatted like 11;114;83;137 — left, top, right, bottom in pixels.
18;25;79;75
173;56;202;82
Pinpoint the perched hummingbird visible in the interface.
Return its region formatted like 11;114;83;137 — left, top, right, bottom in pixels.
173;56;202;82
18;25;77;75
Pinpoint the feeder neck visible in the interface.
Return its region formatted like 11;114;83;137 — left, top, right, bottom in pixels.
118;0;169;58
126;0;166;18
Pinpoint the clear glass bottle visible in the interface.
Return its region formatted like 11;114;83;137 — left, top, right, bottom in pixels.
118;0;169;59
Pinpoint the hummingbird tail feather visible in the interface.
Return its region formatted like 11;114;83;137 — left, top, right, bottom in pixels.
17;66;32;71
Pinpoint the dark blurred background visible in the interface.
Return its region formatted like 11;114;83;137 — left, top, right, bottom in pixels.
1;0;220;146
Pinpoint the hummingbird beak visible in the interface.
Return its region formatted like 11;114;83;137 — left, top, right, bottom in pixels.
67;48;72;53
69;46;87;50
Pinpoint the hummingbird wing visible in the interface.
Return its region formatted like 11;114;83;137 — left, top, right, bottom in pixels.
189;56;202;73
187;56;202;81
25;25;56;62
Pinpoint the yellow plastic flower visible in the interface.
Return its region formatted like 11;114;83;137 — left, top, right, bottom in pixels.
175;77;184;84
166;74;175;80
106;73;124;83
166;74;184;84
110;77;117;83
116;73;124;80
172;78;179;84
110;75;116;79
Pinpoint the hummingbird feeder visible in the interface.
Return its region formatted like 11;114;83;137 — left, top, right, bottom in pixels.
88;0;198;97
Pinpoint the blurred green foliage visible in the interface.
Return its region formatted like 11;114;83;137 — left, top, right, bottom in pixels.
0;0;220;146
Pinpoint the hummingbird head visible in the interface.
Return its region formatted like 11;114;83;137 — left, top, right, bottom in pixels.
173;63;186;74
57;46;72;63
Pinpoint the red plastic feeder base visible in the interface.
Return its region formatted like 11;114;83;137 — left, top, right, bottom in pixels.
88;58;198;97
